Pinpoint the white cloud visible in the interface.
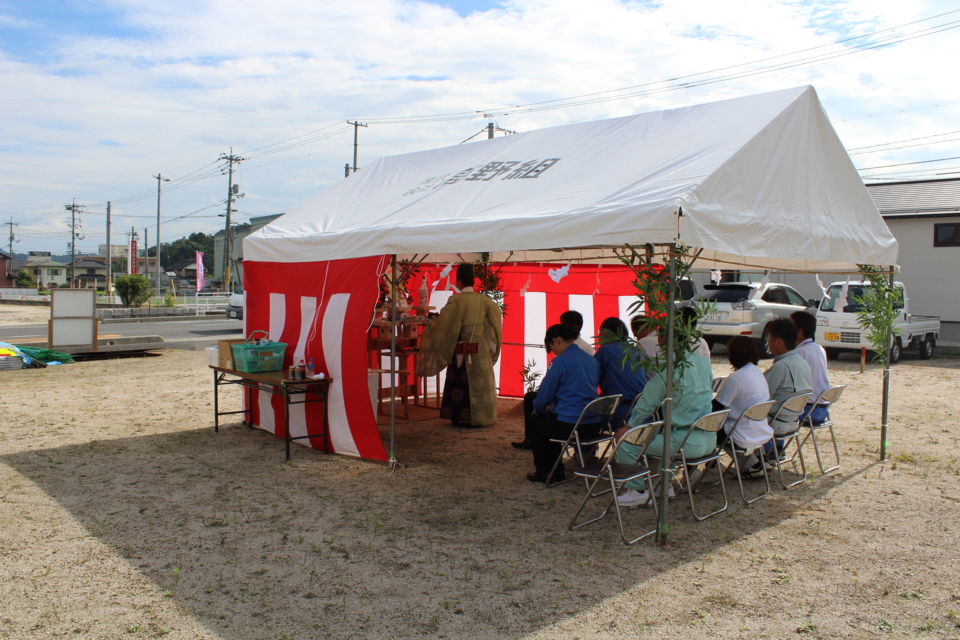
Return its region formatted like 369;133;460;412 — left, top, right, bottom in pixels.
2;0;959;252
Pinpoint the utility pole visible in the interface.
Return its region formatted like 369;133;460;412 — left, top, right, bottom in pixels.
154;174;170;297
345;163;351;178
348;121;367;173
144;227;149;285
488;122;494;139
4;217;17;264
218;148;245;292
64;199;85;288
105;202;112;296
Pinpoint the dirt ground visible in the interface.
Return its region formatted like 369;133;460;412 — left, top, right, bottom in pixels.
1;339;959;639
0;304;49;326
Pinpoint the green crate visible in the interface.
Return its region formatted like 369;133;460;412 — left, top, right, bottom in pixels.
231;331;287;373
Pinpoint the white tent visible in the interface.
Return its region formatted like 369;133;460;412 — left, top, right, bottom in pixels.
246;85;897;271
244;86;900;541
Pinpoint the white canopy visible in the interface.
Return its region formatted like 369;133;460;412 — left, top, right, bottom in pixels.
246;85;898;271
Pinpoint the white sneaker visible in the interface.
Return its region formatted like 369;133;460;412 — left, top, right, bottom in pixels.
617;489;651;507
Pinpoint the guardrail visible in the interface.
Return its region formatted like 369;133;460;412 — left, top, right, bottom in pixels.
178;291;232;315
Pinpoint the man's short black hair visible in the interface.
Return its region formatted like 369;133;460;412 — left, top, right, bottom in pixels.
630;314;645;336
767;317;799;351
456;263;474;287
598;316;628;342
791;310;817;340
559;310;584;331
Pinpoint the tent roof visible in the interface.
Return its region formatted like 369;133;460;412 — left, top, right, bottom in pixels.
246;86;897;272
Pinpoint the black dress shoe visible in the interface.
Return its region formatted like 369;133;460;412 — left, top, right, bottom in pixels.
511;440;533;450
526;470;563;483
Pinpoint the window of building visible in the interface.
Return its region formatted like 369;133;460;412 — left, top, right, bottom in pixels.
934;223;960;247
48;269;61;276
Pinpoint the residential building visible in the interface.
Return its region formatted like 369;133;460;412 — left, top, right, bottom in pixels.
24;257;69;288
71;257;108;288
865;177;960;347
1;248;12;287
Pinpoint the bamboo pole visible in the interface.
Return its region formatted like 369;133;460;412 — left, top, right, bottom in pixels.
880;266;894;461
657;245;677;545
390;255;398;468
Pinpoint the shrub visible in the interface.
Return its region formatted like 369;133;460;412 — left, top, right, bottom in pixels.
14;269;33;287
114;275;154;307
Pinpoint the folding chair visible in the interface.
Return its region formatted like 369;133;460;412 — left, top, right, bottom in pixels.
545;395;621;488
618;391;646;429
674;410;730;521
568;420;663;544
766;393;811;489
721;399;776;505
712;376;729;395
798;385;846;475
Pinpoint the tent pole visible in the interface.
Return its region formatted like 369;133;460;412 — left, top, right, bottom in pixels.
658;245;676;546
390;255;398;468
880;266;894;461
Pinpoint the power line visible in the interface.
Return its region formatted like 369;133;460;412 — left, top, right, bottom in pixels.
356;10;960;124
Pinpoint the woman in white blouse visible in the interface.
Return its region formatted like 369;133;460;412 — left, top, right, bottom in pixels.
714;336;773;452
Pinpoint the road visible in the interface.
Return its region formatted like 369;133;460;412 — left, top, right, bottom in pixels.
0;317;244;350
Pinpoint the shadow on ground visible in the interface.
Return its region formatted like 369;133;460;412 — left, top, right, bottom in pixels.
2;407;858;639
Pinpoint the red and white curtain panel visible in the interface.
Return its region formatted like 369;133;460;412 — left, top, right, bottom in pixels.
243;258;642;461
243;256;389;461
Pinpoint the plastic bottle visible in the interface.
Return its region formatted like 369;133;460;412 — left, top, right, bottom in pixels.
306;357;315;378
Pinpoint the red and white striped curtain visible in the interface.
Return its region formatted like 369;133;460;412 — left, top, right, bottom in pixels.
243;258;643;461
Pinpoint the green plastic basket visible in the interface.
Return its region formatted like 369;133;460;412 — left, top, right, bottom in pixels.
231;330;287;373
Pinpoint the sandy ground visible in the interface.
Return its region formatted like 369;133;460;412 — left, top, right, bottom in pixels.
1;342;959;639
0;304;49;326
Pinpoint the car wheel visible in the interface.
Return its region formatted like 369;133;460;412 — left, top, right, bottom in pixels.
825;348;840;361
757;326;772;358
889;337;901;364
704;337;715;351
918;334;934;360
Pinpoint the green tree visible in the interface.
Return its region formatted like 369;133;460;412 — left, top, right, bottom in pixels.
146;231;216;271
853;265;903;365
114;275;154;307
616;244;712;376
14;269;34;287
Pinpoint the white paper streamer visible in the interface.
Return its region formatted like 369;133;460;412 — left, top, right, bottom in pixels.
548;262;571;283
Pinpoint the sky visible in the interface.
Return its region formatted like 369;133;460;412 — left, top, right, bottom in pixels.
1;0;959;255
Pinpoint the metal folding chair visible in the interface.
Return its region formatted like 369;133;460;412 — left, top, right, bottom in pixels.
618;391;646;429
568;420;663;544
767;393;811;489
712;376;729;395
722;399;776;505
545;395;621;488
674;410;731;521
798;385;846;475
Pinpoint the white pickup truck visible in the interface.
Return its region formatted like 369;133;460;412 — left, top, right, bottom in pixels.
815;280;940;364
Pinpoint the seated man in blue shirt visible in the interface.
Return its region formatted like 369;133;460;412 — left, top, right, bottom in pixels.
594;316;646;428
524;323;601;483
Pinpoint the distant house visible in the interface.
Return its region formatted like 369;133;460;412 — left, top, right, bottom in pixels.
22;257;70;288
71;257;108;288
0;248;12;287
865;177;960;347
169;258;202;278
